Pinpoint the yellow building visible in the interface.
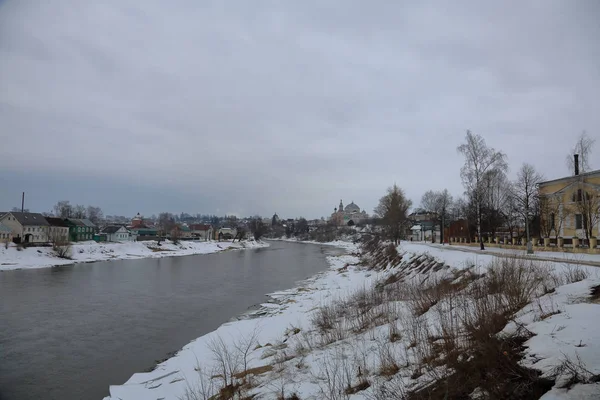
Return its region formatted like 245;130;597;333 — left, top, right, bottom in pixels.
538;156;600;241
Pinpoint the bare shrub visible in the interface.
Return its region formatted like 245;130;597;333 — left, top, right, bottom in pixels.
311;304;338;334
344;286;387;333
207;335;241;388
552;353;599;389
310;301;348;346
52;240;72;259
483;258;547;312
376;338;401;377
562;264;589;284
365;374;407;400
233;326;261;378
180;364;217;400
292;329;315;356
315;347;352;400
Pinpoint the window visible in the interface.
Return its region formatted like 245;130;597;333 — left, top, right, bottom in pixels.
575;214;583;230
550;213;555;230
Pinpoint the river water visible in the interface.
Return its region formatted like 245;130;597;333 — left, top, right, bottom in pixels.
0;241;339;400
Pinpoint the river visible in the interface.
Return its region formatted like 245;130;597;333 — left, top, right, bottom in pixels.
0;241;340;400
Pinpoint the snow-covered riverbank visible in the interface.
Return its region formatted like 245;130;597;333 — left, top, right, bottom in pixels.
0;239;268;271
103;240;600;400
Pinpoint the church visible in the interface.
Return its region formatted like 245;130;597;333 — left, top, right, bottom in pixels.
330;199;369;226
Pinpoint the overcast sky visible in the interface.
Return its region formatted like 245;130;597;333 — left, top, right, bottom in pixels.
1;1;599;219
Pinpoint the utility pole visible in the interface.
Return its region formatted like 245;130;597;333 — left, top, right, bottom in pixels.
21;192;25;212
526;208;533;254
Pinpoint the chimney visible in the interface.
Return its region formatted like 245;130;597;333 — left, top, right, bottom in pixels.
21;192;25;212
574;154;580;176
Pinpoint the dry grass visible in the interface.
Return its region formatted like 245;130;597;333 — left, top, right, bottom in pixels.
233;365;273;380
345;379;370;394
561;264;589;284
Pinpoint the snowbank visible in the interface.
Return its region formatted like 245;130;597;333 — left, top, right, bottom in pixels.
102;241;600;399
410;241;600;265
269;237;358;252
0;239;268;271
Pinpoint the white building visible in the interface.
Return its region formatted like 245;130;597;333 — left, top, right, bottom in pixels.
190;224;213;241
0;212;50;244
101;226;133;242
45;217;70;243
330;200;369;226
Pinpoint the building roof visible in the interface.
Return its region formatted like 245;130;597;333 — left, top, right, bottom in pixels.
65;218;85;227
101;225;126;234
0;223;12;233
66;218;96;227
344;202;361;213
45;217;68;227
190;224;211;231
539;169;600;186
2;212;50;226
133;228;158;234
80;219;96;227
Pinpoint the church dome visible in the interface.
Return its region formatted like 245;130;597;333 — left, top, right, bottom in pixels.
344;202;360;213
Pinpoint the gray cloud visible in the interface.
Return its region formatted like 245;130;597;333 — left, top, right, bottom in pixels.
1;0;599;218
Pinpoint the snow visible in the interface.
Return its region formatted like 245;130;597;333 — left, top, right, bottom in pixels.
0;239;268;271
413;241;600;265
101;239;600;399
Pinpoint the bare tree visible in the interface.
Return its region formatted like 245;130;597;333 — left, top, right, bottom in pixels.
11;207;30;212
295;218;309;235
86;206;103;225
248;218;268;240
539;194;572;241
565;131;595;174
49;229;72;259
158;212;176;244
574;186;600;241
53;200;72;218
171;225;182;244
457;131;508;249
482;168;511;238
374;184;412;245
510;163;544;252
420;189;453;243
502;194;521;241
72;204;86;219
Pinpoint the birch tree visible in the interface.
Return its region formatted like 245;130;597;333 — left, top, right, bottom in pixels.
457;131;508;249
565;131;595;174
